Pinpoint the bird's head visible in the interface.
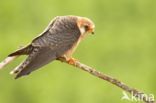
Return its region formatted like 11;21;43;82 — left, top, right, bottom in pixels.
77;17;95;36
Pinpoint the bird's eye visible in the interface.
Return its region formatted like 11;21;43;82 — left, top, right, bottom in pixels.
84;25;89;31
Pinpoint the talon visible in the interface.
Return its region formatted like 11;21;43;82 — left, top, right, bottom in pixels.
67;58;78;65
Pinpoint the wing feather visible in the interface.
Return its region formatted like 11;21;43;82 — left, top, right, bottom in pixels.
13;16;81;79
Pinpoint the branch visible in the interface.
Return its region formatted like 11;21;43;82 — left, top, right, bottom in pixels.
61;59;155;103
0;56;155;103
0;56;18;69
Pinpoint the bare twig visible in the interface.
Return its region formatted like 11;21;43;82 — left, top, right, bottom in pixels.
0;56;155;103
0;56;19;69
61;59;155;103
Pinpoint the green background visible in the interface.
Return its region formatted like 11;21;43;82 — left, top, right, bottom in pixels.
0;0;155;103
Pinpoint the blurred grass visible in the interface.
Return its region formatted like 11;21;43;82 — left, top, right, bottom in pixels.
0;0;156;103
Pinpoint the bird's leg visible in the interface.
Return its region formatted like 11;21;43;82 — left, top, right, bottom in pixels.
57;55;78;65
67;58;78;65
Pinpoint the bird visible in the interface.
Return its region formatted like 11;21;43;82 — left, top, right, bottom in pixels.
0;15;95;79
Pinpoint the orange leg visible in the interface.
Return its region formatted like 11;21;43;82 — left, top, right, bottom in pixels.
57;56;78;65
67;58;78;65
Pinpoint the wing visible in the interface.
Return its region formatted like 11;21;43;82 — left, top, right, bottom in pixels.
8;17;58;57
13;16;81;79
13;46;57;79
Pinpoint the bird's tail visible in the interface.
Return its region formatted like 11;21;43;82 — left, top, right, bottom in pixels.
8;44;32;56
0;44;32;69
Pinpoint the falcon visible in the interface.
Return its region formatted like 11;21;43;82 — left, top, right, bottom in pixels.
0;15;95;79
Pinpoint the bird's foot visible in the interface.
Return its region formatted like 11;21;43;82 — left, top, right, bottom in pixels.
67;58;78;65
57;56;78;65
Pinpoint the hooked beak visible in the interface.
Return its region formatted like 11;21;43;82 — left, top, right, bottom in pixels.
88;27;95;35
90;29;95;35
90;25;95;35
